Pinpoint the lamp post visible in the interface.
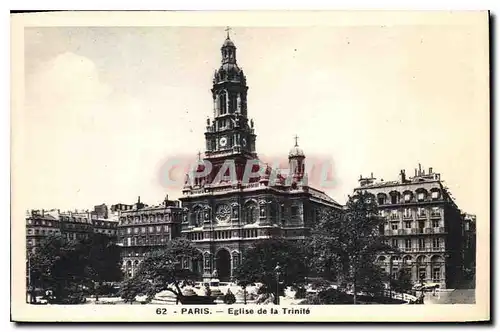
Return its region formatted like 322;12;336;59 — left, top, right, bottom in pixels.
274;264;282;305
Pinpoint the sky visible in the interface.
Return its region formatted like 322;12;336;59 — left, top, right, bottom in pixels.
19;21;488;218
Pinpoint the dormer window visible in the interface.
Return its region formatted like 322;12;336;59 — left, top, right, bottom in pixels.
431;191;440;199
417;192;425;201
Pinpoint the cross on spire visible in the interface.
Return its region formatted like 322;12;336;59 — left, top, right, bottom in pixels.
197;151;202;161
225;26;232;39
294;135;299;147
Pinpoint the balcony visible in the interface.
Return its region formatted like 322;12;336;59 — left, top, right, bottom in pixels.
411;228;424;234
430;213;441;219
402;214;413;220
389;214;399;221
416;213;427;220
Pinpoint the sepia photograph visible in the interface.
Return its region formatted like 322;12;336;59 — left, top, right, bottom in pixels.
10;11;490;322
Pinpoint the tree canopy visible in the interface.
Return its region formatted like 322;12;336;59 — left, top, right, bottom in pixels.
307;191;396;303
234;237;308;303
118;238;201;304
29;233;122;302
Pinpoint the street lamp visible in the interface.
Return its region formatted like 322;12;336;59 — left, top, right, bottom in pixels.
274;264;282;305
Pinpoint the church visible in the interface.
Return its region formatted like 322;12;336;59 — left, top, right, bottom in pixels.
179;31;343;282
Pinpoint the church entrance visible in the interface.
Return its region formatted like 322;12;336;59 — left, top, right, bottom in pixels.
215;249;231;282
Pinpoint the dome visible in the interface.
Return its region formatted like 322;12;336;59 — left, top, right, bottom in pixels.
222;37;235;48
288;146;305;158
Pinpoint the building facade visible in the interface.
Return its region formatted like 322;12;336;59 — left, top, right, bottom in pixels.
116;197;183;278
462;213;476;282
354;165;466;289
179;34;342;282
25;205;119;254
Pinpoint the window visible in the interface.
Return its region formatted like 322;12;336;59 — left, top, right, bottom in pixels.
432;238;440;249
156;226;161;232
432;268;441;282
127;228;132;234
378;210;385;217
403;208;412;218
417;192;425;201
417;208;426;217
141;227;146;233
405;239;412;249
404;193;411;202
35;229;39;235
378;197;385;205
431;191;439;199
148;226;154;233
432;220;440;228
291;206;299;216
405;221;412;228
431;207;440;216
390;210;398;220
27;228;33;234
391;195;398;204
418;238;425;250
392;239;398;248
134;227;139;234
391;222;398;230
418;221;425;229
28;219;32;224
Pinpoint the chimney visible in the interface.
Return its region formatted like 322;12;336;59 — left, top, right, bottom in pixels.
399;169;406;183
414;168;417;177
429;167;433;174
41;209;45;216
371;172;374;179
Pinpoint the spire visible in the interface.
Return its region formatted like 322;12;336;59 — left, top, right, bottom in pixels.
294;134;299;147
225;26;232;40
221;27;236;65
197;151;202;161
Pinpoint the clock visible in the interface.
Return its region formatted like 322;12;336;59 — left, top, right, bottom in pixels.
219;137;227;147
241;138;247;147
215;204;231;223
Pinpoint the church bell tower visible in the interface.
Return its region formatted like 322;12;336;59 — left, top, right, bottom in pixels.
204;29;257;161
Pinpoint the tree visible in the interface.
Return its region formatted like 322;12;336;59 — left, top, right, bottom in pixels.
80;234;123;301
29;234;123;303
118;238;201;304
233;238;308;304
30;234;87;301
307;191;395;304
390;268;413;295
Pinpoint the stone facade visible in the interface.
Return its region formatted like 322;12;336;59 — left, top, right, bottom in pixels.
354;166;467;289
179;33;342;282
116;197;183;278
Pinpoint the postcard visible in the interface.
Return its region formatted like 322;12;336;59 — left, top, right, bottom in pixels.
11;10;490;322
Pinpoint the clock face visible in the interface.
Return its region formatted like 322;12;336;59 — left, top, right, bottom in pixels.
219;137;227;147
215;204;231;223
241;138;247;147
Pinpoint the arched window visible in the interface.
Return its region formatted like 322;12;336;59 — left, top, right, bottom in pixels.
244;201;258;224
192;206;204;227
219;91;227;115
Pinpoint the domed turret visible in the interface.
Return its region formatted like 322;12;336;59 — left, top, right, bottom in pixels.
288;135;306;183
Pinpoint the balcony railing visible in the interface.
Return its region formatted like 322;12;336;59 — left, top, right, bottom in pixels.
424;228;434;234
430;213;441;219
416;213;427;219
402;214;413;220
